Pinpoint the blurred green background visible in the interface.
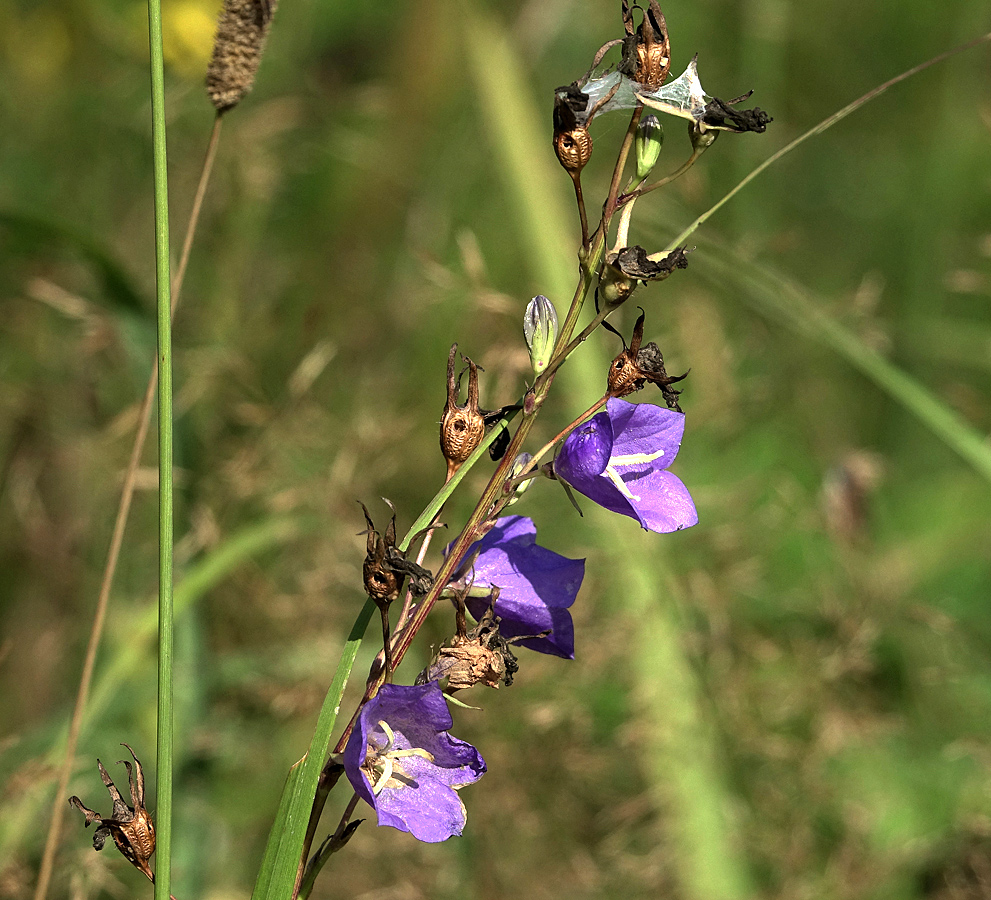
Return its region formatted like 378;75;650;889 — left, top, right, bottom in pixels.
2;0;991;898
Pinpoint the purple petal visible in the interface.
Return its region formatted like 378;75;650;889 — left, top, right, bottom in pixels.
554;409;613;484
464;516;584;658
554;400;697;534
605;397;685;464
374;750;473;842
342;683;486;842
622;469;698;533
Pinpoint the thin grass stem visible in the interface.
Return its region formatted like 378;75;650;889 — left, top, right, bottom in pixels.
664;30;991;253
146;0;174;893
32;109;222;900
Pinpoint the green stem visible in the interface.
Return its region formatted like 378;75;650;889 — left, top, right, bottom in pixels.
664;30;991;254
145;0;173;895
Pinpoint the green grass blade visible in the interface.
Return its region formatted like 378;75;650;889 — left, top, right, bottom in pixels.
702;248;991;485
250;599;374;900
144;0;174;891
251;759;306;900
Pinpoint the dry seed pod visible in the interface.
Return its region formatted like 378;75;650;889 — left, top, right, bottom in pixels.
206;0;278;113
553;126;593;175
440;344;485;480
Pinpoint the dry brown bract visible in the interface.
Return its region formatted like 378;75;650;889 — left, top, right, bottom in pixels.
440;344;486;481
68;744;156;883
606;308;687;411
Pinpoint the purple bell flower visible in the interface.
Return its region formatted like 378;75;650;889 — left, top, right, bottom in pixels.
554;398;697;533
452;515;585;659
343;682;486;843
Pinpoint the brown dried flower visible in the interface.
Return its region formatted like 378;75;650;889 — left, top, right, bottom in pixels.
206;0;278;113
418;592;522;692
606;309;687;411
620;0;671;90
440;344;485;481
68;744;156;883
359;501;432;606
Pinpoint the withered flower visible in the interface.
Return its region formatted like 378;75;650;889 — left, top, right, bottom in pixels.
619;0;671;90
599;245;688;307
360;501;433;678
614;245;688;281
701;92;773;134
360;501;432;605
418;592;521;693
440;344;485;481
606;309;687;411
68;744;156;883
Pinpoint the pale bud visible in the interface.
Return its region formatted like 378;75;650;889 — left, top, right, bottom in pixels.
506;453;534;507
523;295;559;375
635;115;664;180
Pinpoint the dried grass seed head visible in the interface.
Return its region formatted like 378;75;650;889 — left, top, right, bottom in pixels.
206;0;278;112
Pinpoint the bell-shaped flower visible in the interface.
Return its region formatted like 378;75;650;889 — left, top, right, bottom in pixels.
554;398;697;534
450;516;584;660
343;682;486;843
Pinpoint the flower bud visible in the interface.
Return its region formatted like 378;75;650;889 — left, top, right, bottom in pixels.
689;120;718;154
598;259;637;307
506;453;534;507
635;115;664;180
523;295;559;375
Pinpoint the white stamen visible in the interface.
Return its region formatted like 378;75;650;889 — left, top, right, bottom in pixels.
605;449;666;503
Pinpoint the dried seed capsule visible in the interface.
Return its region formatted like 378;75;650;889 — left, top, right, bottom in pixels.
440;344;485;480
68;745;157;883
553;126;593;175
206;0;278;113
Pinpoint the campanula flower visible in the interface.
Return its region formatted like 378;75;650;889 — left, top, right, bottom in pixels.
554;398;697;533
343;682;486;843
450;516;585;659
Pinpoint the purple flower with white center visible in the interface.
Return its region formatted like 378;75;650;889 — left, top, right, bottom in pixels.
554;398;697;533
451;515;584;659
343;682;485;843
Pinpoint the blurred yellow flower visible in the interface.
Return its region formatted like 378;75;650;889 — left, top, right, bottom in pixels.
163;0;217;77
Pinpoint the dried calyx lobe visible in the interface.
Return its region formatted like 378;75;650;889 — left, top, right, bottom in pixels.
68;744;157;883
605;308;687;411
360;501;432;605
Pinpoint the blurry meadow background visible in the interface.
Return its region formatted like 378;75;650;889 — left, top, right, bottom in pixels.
2;0;991;898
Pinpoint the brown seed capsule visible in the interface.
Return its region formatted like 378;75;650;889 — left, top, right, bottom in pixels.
417;594;520;692
620;0;671;90
440;344;485;481
68;744;156;883
206;0;278;113
606;309;687;411
553;126;593;175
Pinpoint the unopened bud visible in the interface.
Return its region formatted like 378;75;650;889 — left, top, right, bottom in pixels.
635;115;664;180
689;121;718;154
506;453;534;507
523;295;559;375
598;260;637;307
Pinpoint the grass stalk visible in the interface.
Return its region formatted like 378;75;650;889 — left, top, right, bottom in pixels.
145;0;174;895
32;117;221;900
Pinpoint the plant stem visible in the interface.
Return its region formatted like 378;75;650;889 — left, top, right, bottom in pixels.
32;102;222;900
146;0;174;894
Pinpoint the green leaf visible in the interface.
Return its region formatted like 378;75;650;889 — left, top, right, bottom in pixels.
250;599;374;900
